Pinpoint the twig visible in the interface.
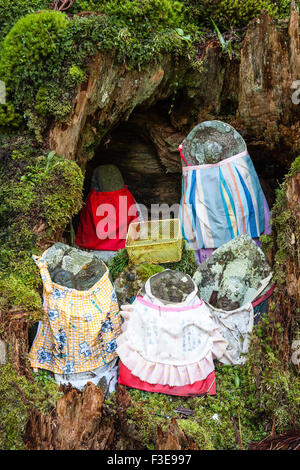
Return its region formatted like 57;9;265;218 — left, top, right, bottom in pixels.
231;416;243;450
238;410;243;449
271;415;276;438
10;381;33;407
53;0;74;12
103;375;114;403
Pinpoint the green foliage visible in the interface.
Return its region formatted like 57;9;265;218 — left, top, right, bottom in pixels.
108;249;130;282
267;156;300;287
0;0;51;43
0;103;22;128
211;18;233;57
184;0;291;30
0;138;83;313
161;241;198;277
248;322;300;432
108;241;198;281
72;0;183;29
120;362;266;450
109;324;299;450
0;4;191;131
33;369;56;386
0;1;291;132
0;362;62;450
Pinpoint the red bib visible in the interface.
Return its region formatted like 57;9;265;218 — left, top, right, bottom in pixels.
75;186;138;251
118;361;216;397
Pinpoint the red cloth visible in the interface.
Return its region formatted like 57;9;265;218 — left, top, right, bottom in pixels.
75;186;138;251
118;361;216;397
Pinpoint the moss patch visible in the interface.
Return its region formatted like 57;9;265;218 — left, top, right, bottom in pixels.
106;327;299;450
108;241;198;282
0;4;192;134
0;137;83;315
0;362;62;450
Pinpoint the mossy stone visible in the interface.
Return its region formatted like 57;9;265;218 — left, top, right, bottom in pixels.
180;120;246;166
193;234;272;308
91;165;125;192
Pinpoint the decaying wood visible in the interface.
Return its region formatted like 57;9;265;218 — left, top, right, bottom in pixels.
24;382;201;450
49;10;300;174
238;7;300;152
156;418;200;451
89;117;182;208
0;307;34;379
248;431;300;450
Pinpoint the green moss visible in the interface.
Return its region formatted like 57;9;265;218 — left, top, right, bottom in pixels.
0;140;83;314
107;323;298;450
0;4;192;132
266;156;300;287
289;154;300;176
0;103;22;129
260;233;273;255
108;241;198;282
161;241;198;277
115;361;266;450
0;1;292;133
0;0;51;43
136;263;165;282
0;362;62;450
73;0;184;29
247;319;300;432
184;0;291;30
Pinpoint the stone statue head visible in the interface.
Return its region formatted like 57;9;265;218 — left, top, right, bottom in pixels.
216;276;247;311
180;120;246;166
91;164;124;192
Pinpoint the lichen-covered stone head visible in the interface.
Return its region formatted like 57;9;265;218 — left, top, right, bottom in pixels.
193;235;272;309
180;120;246;166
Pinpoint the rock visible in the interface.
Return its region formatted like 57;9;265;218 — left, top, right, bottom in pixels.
114;263;165;305
91;250;118;264
51;268;75;289
91;165;125;192
61;248;94;275
193;235;272;310
0;340;7;365
44;243;107;291
114;265;145;306
149;270;195;304
75;257;107;291
217;276;247;311
43;242;69;272
180;120;246;166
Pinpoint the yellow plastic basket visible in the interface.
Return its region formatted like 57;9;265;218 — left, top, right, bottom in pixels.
126;219;183;265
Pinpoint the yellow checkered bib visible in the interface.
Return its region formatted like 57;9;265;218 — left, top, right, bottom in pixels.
29;253;121;375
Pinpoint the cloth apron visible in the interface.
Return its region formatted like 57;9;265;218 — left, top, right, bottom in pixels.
117;273;227;396
29;253;122;376
206;272;273;365
179;149;268;251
